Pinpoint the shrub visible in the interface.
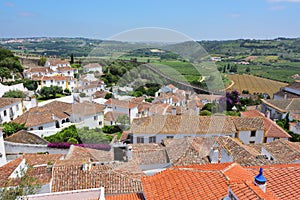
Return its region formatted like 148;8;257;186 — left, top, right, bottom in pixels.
67;137;79;144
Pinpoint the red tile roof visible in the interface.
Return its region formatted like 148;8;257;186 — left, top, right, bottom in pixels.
106;193;144;200
130;115;237;135
241;110;291;138
52;161;145;194
142;162;282;200
0;98;22;108
105;98;138;109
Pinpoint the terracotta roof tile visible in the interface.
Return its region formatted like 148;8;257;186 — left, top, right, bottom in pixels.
262;98;300;113
241;110;291;138
130;143;169;165
130;115;236;135
52;161;145;194
70;102;105;116
5;130;49;145
232;117;264;131
106;98;138;109
61;145;113;165
83;63;102;69
13;101;72;127
0;97;22;108
106;193;144;200
0;157;23;187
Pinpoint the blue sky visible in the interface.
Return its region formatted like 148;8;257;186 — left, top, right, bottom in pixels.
0;0;300;40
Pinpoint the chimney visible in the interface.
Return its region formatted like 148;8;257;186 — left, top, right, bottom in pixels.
209;143;219;164
254;167;267;193
284;92;287;100
171;107;176;115
99;186;105;200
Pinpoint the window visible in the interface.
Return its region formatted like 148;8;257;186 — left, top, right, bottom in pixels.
68;82;71;85
38;126;43;130
57;81;60;85
250;131;256;137
51;80;53;83
149;136;156;143
167;136;174;139
137;137;144;144
62;81;64;84
249;141;255;144
99;121;102;126
3;110;7;116
16;105;19;111
94;115;98;120
43;81;46;84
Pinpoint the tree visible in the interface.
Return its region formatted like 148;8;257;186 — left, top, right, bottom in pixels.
105;93;113;99
0;67;12;82
200;110;212;116
2;90;26;98
3;122;26;137
23;79;38;91
38;57;47;66
246;67;250;73
70;53;74;64
40;86;51;98
50;85;63;98
116;115;130;125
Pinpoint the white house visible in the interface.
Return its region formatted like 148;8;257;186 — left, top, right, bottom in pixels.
74;84;103;97
105;98;138;123
23;67;55;79
232;117;265;144
70;102;105;128
261;98;300;120
83;63;103;74
56;66;77;77
33;75;77;92
0;129;7;167
45;59;71;71
0;98;24;124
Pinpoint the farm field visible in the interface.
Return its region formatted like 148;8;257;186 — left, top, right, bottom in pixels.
227;74;287;96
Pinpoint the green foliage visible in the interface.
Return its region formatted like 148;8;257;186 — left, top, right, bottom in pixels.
0;67;12;82
116;115;130;125
104;93;113;99
64;88;71;95
44;125;114;144
225;111;241;116
67;137;79;144
23;79;38;91
145;97;154;103
102;125;121;134
2;90;26;98
3;122;26;137
79;92;86;97
40;86;63;99
70;53;74;64
200;110;212;116
38;57;47;66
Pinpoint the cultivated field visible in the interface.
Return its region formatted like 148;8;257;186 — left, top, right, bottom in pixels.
227;74;287;96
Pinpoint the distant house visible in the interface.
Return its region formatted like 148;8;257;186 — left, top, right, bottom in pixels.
0;98;23;124
290;113;300;134
105;98;138;122
33;75;77;92
45;59;71;71
0;154;63;194
74;84;103;97
83;63;103;74
0;130;7;166
261;98;300;120
23;67;54;79
12;101;72;132
127;115;266;144
4;130;49;145
273;80;300;99
241;110;291;142
70;102;105;128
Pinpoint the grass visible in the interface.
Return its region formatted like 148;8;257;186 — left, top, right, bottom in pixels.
37;94;66;102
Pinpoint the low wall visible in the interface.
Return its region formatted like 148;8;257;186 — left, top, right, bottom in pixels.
4;141;69;155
